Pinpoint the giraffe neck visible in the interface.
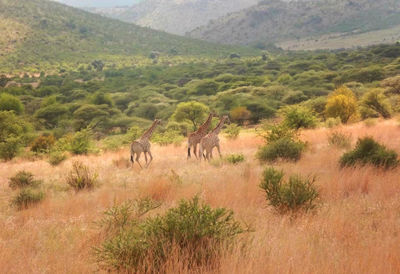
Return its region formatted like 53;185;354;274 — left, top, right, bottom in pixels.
141;121;158;140
197;113;213;134
211;117;226;135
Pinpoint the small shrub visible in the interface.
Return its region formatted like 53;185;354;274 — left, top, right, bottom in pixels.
66;161;98;191
70;129;92;155
9;171;40;190
48;150;67;166
259;167;318;213
257;137;305;163
112;157;131;169
225;154;245;164
259;123;297;143
31;134;55;153
324;117;342;128
11;188;45;210
364;118;377;128
340;137;399;169
95;197;245;272
224;123;241;140
328;131;352;149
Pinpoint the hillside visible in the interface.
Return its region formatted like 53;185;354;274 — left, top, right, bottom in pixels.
0;0;256;73
188;0;400;48
88;0;259;35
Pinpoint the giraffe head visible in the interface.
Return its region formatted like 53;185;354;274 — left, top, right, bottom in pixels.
222;115;230;125
154;119;162;125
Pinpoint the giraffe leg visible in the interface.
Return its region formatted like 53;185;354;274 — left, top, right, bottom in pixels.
206;150;211;161
145;150;153;168
193;143;198;159
210;148;214;159
198;145;203;161
216;144;222;158
136;152;143;169
130;152;135;167
187;142;191;159
144;152;148;166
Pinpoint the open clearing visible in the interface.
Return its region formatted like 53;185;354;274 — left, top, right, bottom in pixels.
1;120;400;273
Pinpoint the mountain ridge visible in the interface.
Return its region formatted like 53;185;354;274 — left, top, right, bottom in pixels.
188;0;400;48
88;0;259;35
0;0;257;73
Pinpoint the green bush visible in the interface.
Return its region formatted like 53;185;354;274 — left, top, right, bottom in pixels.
324;117;342;128
327;131;352;149
0;93;24;114
11;188;45;210
31;134;56;153
9;171;41;190
48;150;67;166
340;137;399;169
281;106;317;130
225;154;245;164
70;129;92;155
0;111;32;160
152;130;184;146
224;124;241;140
257;137;305;163
259;167;318;213
259;123;297;143
0;136;21;161
95;197;245;272
66;161;98;191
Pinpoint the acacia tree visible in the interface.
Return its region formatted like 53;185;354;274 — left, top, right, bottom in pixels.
360;88;392;119
381;75;400;94
230;106;251;125
172;101;209;130
325;86;358;123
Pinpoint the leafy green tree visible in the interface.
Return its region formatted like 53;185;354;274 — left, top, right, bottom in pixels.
91;60;104;71
172;101;209;130
246;102;276;123
193;80;219;95
360;89;391;119
0;75;9;87
230;106;251;125
0;93;24;115
73;104;109;130
35;104;69;129
136;103;158;120
91;92;113;107
325;86;358;123
0;111;31;160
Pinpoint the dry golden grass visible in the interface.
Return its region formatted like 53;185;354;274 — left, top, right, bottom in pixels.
1;120;400;273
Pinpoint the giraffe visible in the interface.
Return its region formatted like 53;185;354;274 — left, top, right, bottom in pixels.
199;115;230;161
187;112;215;159
130;119;161;168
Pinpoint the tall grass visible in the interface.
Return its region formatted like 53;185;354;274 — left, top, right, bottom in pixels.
0;121;400;272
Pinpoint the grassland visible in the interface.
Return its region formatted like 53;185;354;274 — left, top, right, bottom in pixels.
278;25;400;51
1;119;400;272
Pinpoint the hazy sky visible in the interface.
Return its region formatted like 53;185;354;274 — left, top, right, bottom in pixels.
54;0;143;8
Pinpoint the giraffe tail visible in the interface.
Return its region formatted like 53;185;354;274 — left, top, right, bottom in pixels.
130;155;134;163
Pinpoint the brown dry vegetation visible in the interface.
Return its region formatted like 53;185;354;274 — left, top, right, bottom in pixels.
1;120;400;273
